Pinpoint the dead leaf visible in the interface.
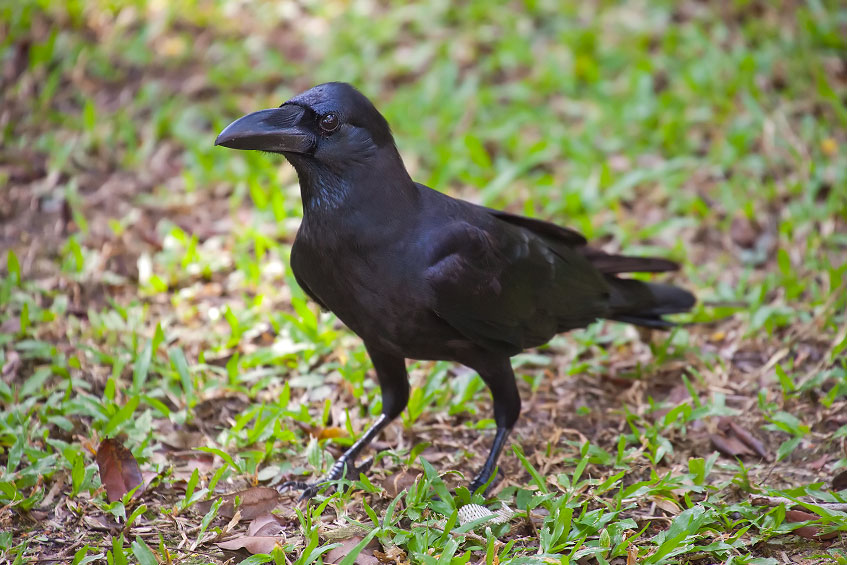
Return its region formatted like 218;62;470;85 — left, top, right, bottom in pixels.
730;215;760;249
160;429;208;450
833;469;847;492
809;454;829;472
821;138;838;157
710;433;754;459
217;536;285;554
141;470;160;487
374;546;409;564
380;469;419;498
627;543;639;565
2;350;21;383
95;438;144;502
317;427;347;441
324;535;379;565
248;513;286;537
170;453;217;481
196;487;281;519
784;510;840;541
731;349;766;373
651;497;681;516
709;330;726;342
0;317;21;335
292;422;349;441
724;419;770;460
83;513;117;532
710;417;770;461
40;474;66;508
654;384;691;420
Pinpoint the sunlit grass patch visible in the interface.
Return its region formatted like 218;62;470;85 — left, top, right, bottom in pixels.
1;0;846;563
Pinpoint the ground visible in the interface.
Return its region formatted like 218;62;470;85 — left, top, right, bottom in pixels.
1;1;846;564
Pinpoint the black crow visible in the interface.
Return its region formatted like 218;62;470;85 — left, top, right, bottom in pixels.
216;82;695;497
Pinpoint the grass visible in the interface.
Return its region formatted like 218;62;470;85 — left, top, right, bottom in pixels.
1;0;847;563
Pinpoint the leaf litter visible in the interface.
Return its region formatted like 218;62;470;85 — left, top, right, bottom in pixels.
1;1;846;563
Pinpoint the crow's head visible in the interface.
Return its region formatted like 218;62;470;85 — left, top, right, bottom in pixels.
215;82;395;171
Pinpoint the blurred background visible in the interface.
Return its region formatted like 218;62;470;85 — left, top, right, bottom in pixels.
2;1;846;563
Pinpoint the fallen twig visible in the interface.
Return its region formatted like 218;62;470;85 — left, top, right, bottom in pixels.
751;495;847;512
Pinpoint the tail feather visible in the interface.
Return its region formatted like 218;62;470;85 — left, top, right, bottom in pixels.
605;276;696;329
582;247;680;274
583;248;695;329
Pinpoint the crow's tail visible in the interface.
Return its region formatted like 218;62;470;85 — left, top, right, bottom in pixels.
582;249;695;328
606;277;696;328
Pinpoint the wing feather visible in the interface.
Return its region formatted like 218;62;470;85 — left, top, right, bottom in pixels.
425;219;610;354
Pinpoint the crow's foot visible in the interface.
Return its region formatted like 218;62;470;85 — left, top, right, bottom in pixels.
468;467;504;497
280;457;374;501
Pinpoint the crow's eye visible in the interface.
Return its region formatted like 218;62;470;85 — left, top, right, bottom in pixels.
319;113;340;133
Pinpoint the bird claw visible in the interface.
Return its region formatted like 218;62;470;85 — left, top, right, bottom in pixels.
279;456;374;502
468;467;504;497
278;480;323;502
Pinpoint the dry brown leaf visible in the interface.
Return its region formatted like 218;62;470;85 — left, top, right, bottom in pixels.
710;433;755;459
711;418;770;461
169;452;217;481
709;330;726;342
317;427;348;441
83;513;117;532
324;535;379;565
651;497;681;516
374;546;409;564
730;215;760;249
217;535;285;554
141;470;159;487
247;513;286;537
1;350;21;383
809;454;830;472
654;384;691;420
725;419;770;460
821;137;838;156
160;429;208;450
627;543;639;565
381;469;419;498
197;487;281;519
40;474;66;508
833;469;847;492
95;438;144;502
0;317;21;335
784;510;840;541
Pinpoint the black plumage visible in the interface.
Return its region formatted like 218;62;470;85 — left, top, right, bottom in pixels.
216;82;695;496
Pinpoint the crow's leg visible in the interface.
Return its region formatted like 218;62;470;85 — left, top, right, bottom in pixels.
282;345;408;500
466;356;521;495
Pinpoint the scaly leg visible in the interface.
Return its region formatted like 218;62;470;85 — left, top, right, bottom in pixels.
282;345;409;500
465;355;521;495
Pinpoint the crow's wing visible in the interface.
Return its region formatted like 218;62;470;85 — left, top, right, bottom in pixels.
487;207;680;274
485;207;588;246
424;218;611;355
486;208;679;275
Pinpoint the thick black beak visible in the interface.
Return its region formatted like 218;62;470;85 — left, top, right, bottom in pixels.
215;105;313;153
